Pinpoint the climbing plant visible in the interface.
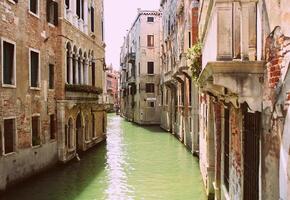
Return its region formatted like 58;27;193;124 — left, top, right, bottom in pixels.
187;41;202;83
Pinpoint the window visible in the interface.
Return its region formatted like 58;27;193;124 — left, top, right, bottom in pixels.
49;64;54;89
147;35;154;47
138;62;141;75
49;114;56;140
92;113;96;138
3;118;15;154
188;32;192;48
2;40;16;86
30;49;40;88
101;20;104;41
224;108;230;190
65;0;69;9
76;0;84;19
147;17;154;22
29;0;39;16
148;101;155;108
91;7;95;32
147;62;154;74
47;0;58;26
32;116;40;146
92;62;96;86
145;83;154;93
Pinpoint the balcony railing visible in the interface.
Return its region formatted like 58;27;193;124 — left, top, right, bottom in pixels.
65;84;103;94
127;52;136;64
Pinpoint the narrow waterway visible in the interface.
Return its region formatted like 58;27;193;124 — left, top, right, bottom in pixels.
1;114;206;200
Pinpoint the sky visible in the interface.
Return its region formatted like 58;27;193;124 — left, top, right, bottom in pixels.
104;0;160;70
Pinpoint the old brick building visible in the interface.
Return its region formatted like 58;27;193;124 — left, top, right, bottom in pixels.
0;0;106;191
160;0;200;153
197;0;290;200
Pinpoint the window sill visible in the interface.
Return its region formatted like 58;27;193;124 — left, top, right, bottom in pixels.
2;152;16;157
49;139;56;143
7;0;16;5
30;87;41;91
28;11;40;19
48;88;55;92
92;136;98;140
2;84;16;89
32;144;41;149
85;140;91;144
67;148;75;153
48;23;56;28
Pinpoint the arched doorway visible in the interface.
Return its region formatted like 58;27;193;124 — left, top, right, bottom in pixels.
76;113;83;151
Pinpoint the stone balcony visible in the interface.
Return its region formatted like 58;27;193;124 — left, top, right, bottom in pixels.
65;84;102;101
198;61;265;111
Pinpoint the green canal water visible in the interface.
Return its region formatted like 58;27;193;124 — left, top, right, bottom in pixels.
1;114;206;200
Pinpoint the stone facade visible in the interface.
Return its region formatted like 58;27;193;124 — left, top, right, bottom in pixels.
160;0;200;153
198;0;290;200
120;10;162;125
0;0;106;191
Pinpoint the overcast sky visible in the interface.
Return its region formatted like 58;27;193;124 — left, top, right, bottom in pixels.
104;0;160;70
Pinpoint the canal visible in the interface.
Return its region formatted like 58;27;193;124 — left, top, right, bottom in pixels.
1;114;206;200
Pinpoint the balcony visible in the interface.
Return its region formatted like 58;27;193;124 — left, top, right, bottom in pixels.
65;84;103;100
198;61;265;111
127;52;136;64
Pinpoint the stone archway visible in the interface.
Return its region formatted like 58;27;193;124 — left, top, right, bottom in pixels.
76;113;83;152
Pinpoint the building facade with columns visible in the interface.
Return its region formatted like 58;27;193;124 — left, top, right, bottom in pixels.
59;0;107;162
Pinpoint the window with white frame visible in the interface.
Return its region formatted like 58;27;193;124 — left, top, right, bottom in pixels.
3;118;16;154
1;39;16;86
29;0;39;16
29;49;40;88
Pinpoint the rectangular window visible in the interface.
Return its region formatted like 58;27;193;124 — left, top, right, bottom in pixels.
145;83;155;93
92;62;96;86
188;32;192;48
91;7;95;32
2;40;16;86
147;62;154;74
3;118;15;154
224;108;230;191
30;49;40;88
49;114;56;140
32;116;40;146
29;0;39;16
147;35;154;47
101;20;104;41
49;64;54;89
138;62;141;75
148;101;155;108
147;17;154;22
47;0;58;26
76;0;81;18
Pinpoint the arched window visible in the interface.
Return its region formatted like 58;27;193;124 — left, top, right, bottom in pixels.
66;42;72;84
78;49;83;84
73;46;78;84
83;52;88;84
68;118;74;149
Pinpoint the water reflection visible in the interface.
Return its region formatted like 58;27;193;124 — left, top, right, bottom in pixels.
105;116;134;200
1;114;206;200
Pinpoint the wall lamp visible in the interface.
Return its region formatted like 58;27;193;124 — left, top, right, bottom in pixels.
92;58;108;71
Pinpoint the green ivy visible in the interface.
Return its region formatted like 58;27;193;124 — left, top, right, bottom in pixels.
186;41;202;83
